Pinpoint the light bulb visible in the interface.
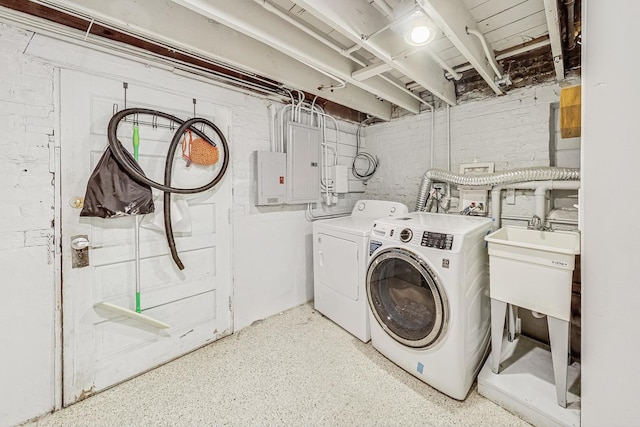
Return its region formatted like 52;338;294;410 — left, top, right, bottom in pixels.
410;25;431;45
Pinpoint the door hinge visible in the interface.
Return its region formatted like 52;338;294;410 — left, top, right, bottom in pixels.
228;208;232;224
228;296;232;311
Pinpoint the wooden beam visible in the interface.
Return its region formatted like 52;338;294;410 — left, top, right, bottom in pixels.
15;0;406;119
417;0;503;95
171;0;422;114
352;62;393;81
296;0;457;106
542;0;565;80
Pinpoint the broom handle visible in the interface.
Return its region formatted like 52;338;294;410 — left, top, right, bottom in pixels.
133;125;142;313
135;216;141;313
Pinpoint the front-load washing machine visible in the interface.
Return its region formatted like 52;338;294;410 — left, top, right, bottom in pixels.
313;200;408;342
366;212;493;399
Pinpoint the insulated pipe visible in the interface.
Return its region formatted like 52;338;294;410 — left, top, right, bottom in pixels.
415;167;580;212
564;0;576;50
490;180;580;228
466;28;503;79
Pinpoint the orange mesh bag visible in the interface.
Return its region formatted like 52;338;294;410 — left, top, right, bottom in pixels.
182;130;219;166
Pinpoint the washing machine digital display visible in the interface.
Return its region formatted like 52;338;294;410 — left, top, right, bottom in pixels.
421;231;453;250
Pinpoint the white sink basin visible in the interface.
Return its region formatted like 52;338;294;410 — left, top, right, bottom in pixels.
484;226;580;321
485;226;580;256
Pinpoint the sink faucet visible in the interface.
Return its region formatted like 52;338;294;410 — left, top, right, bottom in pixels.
527;215;551;231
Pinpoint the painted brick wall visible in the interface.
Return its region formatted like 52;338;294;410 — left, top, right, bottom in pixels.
0;22;57;427
0;19;365;352
363;83;571;219
0;22;55;252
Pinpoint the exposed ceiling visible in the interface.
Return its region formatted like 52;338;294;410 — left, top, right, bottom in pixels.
0;0;581;121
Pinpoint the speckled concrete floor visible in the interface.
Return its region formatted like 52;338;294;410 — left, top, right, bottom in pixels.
24;303;530;427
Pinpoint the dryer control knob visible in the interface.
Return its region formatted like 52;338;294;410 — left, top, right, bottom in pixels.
400;228;413;243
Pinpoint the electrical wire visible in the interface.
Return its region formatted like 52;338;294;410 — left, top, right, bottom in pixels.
352;117;379;181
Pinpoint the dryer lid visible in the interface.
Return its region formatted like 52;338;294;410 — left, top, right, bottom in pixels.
374;211;492;235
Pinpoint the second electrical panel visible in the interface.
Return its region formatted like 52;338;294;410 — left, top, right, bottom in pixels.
286;122;321;204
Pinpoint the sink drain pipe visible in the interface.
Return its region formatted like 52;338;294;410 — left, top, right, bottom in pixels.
415;167;580;216
490;180;581;228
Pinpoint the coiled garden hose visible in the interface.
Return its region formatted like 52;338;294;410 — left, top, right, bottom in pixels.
107;108;230;270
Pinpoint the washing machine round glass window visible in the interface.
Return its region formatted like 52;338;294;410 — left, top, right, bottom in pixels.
367;248;449;348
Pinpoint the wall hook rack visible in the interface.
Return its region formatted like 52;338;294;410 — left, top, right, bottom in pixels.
111;82;200;131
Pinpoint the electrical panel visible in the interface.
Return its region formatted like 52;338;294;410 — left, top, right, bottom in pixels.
285;122;321;204
255;151;286;206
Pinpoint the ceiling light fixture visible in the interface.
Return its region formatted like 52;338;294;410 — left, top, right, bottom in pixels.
409;25;431;44
401;12;437;46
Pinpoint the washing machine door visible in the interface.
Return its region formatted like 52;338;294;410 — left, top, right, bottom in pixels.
367;248;449;348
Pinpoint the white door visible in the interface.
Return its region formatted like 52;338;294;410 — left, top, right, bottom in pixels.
60;69;232;405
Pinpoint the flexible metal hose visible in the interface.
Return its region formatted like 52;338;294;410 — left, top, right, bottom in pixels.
108;108;230;270
415;167;580;211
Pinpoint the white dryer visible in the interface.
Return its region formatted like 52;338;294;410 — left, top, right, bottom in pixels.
313;200;409;342
366;212;493;400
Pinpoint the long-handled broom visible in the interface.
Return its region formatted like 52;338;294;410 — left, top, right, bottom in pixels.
94;124;169;329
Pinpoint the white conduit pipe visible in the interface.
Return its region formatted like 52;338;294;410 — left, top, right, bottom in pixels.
256;0;431;107
279;102;342;206
415;167;580;211
466;28;503;79
429;105;435;169
490;180;581;228
445;105;452;210
425;51;462;81
446;105;451;172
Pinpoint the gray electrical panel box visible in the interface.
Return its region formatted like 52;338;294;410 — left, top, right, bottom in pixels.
285;122;321;204
255;151;286;205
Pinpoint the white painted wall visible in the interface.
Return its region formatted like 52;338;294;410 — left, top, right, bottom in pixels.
581;2;640;426
0;23;57;427
0;20;361;424
364;84;566;219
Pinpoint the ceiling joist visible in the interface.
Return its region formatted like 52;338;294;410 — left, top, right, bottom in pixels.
417;0;503;95
29;0;403;120
171;0;423;115
6;0;575;118
294;0;457;106
542;0;565;81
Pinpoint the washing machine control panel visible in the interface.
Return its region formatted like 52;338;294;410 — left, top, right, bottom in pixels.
421;231;454;250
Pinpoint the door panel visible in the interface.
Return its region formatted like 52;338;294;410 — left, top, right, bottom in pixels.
317;233;359;300
60;70;232;405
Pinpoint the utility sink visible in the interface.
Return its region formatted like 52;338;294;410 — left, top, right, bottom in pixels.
485;226;580;321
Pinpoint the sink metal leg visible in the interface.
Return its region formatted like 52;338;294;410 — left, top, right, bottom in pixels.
491;299;508;374
507;304;519;342
548;315;570;408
